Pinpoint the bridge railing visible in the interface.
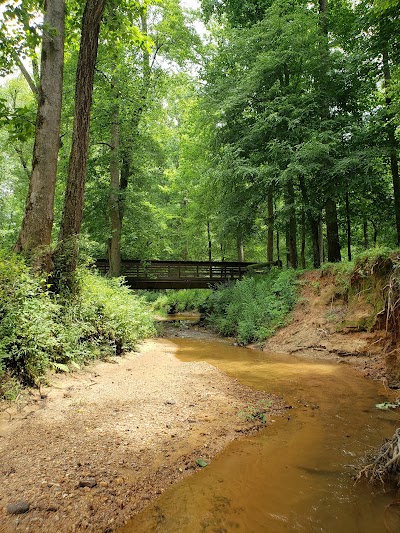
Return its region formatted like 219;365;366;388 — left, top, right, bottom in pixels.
95;259;281;289
95;259;252;279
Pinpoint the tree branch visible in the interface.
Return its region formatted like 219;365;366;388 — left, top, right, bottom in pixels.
94;141;112;149
12;50;38;96
14;146;31;179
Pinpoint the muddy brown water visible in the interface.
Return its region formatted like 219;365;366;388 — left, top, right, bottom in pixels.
120;335;400;532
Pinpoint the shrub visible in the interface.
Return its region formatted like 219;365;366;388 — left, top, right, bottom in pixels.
0;251;59;385
0;252;155;394
152;289;211;314
66;270;155;358
205;269;299;344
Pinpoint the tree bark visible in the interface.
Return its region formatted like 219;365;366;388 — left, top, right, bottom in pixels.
372;222;378;246
382;48;400;245
106;6;152;274
319;218;324;265
363;220;369;250
301;210;306;269
14;0;65;272
325;198;341;262
346;192;352;261
207;220;212;262
276;228;280;264
56;0;106;278
12;49;38;96
298;174;320;268
267;189;274;262
285;180;298;268
108;100;122;277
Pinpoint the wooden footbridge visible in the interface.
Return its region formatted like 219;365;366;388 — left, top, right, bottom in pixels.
95;259;275;289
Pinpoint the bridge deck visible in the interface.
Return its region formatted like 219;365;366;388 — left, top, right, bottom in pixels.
95;259;254;289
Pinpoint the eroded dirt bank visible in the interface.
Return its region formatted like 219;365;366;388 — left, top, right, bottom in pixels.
263;270;390;382
0;336;283;533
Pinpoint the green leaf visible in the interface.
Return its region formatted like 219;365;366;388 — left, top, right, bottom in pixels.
375;401;400;410
52;362;70;373
196;459;208;468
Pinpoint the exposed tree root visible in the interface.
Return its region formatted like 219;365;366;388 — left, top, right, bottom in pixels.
357;428;400;486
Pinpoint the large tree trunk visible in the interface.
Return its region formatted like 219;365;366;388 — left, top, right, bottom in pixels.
285;181;298;268
299;174;320;268
318;0;342;264
14;0;65;271
56;0;106;280
108;102;122;277
325;198;341;262
267;189;274;262
382;48;400;245
106;6;151;273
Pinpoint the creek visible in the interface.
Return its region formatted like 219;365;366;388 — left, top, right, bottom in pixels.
120;329;400;532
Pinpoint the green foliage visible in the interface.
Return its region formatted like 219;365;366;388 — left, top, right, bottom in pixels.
0;252;154;395
152;289;211;314
205;269;299;344
353;246;397;274
62;270;155;360
0;251;59;386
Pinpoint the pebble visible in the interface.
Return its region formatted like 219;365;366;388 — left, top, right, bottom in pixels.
165;400;176;405
6;501;30;515
78;478;97;488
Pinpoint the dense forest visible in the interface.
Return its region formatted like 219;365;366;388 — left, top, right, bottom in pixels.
0;0;399;276
0;0;400;390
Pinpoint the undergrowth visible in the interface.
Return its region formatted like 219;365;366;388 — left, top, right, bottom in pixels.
151;269;299;344
149;289;210;314
0;251;154;396
205;269;299;344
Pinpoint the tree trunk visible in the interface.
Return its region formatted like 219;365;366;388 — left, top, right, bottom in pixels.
56;0;106;278
12;49;38;96
267;189;274;262
108;101;122;277
237;237;244;262
285;181;298;268
14;0;65;272
105;6;151;274
325;198;341;262
319;218;324;265
207;220;212;262
276;228;280;264
298;174;320;268
301;210;306;269
372;222;378;246
382;48;400;245
363;220;369;250
346;192;351;261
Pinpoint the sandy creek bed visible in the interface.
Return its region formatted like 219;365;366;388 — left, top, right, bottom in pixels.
0;329;282;532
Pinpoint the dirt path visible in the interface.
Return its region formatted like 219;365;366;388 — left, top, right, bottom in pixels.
0;336;283;533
